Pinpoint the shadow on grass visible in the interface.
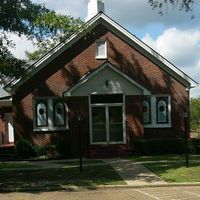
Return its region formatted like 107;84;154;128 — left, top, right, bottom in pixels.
0;165;125;193
128;154;200;162
144;162;200;183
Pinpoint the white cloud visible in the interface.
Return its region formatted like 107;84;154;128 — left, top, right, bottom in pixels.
105;0;200;28
7;34;36;60
143;28;200;97
143;28;200;66
35;0;86;19
33;0;200;28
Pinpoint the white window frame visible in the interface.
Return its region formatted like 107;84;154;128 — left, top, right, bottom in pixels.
33;97;68;132
89;94;126;145
144;95;171;128
95;40;107;59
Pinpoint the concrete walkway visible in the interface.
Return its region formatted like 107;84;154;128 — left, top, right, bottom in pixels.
103;158;166;186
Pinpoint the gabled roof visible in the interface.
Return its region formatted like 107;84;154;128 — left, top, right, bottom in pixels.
5;12;198;93
63;61;151;96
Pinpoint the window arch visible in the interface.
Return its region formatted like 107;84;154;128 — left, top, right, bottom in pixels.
143;98;151;124
36;101;48;127
53;101;66;126
156;97;168;124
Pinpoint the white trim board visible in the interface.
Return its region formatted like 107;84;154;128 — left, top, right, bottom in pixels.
5;12;198;93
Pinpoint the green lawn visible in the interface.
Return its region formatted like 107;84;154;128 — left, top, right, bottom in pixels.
0;163;36;169
0;165;125;190
129;154;200;162
129;154;200;183
53;159;104;165
144;162;200;182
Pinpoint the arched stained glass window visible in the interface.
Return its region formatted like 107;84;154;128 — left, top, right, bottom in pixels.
156;97;168;124
53;101;66;126
36;101;47;127
143;98;151;124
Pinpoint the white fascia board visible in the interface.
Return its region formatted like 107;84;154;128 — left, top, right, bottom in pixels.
63;62;151;96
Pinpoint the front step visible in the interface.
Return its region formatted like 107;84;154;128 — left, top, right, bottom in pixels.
87;144;132;158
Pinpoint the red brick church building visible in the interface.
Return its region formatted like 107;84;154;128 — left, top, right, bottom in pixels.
0;0;197;157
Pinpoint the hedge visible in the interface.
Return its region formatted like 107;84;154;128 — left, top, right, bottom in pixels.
133;138;200;155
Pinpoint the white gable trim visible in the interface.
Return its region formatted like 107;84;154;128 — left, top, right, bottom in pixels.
63;62;151;97
5;12;197;93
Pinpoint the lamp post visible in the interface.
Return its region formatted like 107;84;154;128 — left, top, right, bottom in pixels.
78;114;83;172
184;112;189;168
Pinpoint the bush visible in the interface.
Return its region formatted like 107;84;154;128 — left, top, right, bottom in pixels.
133;138;185;155
189;139;200;154
15;139;35;158
34;145;57;158
56;137;71;157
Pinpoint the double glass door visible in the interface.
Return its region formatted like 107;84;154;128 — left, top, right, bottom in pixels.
91;105;124;143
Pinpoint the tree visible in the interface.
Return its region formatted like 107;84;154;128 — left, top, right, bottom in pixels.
0;0;49;83
149;0;195;16
25;11;83;61
190;98;200;133
0;0;82;83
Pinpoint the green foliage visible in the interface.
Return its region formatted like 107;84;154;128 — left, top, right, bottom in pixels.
34;145;57;158
0;0;49;36
25;11;83;61
0;0;82;82
15;139;35;158
0;0;49;82
189;138;200;154
56;136;71;158
0;33;28;84
190;98;200;132
133;139;186;155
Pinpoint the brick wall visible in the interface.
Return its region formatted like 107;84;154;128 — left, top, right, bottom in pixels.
12;24;189;153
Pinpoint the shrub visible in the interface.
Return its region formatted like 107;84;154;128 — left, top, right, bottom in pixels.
15;139;35;158
34;145;57;158
189;139;200;154
133;138;185;155
56;136;71;157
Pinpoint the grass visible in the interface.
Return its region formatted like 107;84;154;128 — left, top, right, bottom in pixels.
0;164;125;190
144;162;200;182
129;154;200;162
53;159;104;165
0;163;36;169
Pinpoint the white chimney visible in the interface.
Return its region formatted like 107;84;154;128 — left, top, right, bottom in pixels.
85;0;105;22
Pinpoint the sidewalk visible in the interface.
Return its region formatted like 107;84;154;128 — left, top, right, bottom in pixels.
103;158;166;186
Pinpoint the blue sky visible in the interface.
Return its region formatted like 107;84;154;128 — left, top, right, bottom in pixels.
10;0;200;97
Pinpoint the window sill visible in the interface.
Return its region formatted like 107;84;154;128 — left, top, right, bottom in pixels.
90;141;126;145
95;56;107;60
33;126;68;132
144;124;172;128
